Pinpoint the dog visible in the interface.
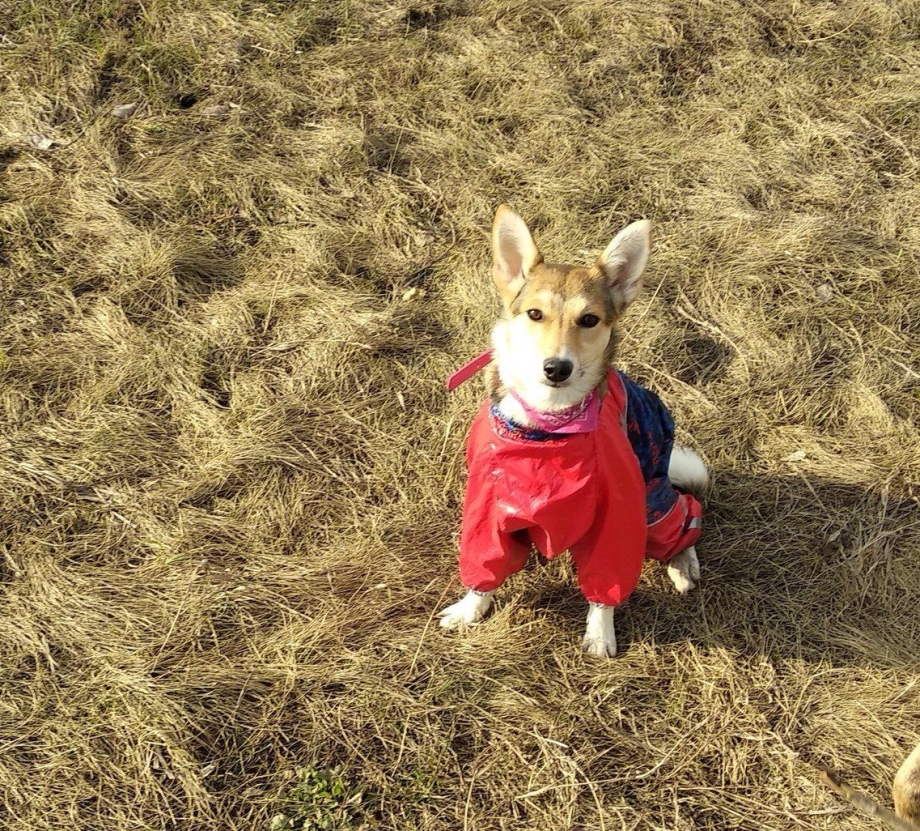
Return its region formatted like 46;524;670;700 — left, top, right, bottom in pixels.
437;205;708;657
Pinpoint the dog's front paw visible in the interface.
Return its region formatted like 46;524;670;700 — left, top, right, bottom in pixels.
581;634;617;658
582;603;617;658
666;546;700;594
437;590;494;630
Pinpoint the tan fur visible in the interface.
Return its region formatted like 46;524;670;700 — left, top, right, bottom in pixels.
894;742;920;824
488;205;643;405
494;264;617;395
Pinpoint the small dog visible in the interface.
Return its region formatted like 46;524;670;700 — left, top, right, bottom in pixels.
438;206;708;657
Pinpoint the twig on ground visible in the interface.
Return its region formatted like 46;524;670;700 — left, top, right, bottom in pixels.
820;769;920;831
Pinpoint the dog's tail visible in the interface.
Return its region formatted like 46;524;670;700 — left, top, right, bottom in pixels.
668;447;709;498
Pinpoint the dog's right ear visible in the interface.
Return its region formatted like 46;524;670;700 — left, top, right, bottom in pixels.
492;205;542;301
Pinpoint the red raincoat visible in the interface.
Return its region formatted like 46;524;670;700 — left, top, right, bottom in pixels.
459;370;700;606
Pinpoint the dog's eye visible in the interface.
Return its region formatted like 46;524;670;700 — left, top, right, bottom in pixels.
526;309;544;322
579;313;600;328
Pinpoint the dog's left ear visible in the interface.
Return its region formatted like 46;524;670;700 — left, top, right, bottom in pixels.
598;220;651;309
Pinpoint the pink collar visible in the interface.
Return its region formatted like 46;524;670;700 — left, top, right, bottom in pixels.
507;388;600;434
446;349;600;435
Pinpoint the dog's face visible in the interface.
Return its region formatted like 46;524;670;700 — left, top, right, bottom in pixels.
490;206;651;411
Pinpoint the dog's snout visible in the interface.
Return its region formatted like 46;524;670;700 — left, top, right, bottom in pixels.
543;357;573;383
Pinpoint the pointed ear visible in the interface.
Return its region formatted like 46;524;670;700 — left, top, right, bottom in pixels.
597;220;651;309
492;205;542;299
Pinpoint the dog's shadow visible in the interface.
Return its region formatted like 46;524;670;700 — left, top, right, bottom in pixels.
520;469;920;669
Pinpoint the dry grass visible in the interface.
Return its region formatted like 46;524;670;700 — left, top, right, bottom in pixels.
1;0;920;828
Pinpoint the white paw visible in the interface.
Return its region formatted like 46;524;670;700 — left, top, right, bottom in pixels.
581;635;617;658
437;590;494;630
666;546;700;595
582;603;617;658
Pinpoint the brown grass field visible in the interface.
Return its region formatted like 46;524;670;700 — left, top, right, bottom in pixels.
2;0;920;828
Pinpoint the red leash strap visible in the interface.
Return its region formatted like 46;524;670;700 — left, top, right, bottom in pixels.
446;350;492;391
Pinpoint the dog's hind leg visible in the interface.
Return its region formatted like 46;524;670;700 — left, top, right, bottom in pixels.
654;447;706;594
437;589;494;630
582;603;617;658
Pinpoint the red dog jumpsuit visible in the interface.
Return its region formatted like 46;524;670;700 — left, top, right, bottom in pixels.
458;370;702;607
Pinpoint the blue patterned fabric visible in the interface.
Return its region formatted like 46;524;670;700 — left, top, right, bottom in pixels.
617;372;678;525
490;406;556;442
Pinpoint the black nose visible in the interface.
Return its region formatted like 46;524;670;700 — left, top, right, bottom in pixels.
543;358;573;383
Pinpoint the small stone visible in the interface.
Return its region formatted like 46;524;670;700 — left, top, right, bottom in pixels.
112;102;139;119
816;283;834;302
401;287;426;302
28;134;55;150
